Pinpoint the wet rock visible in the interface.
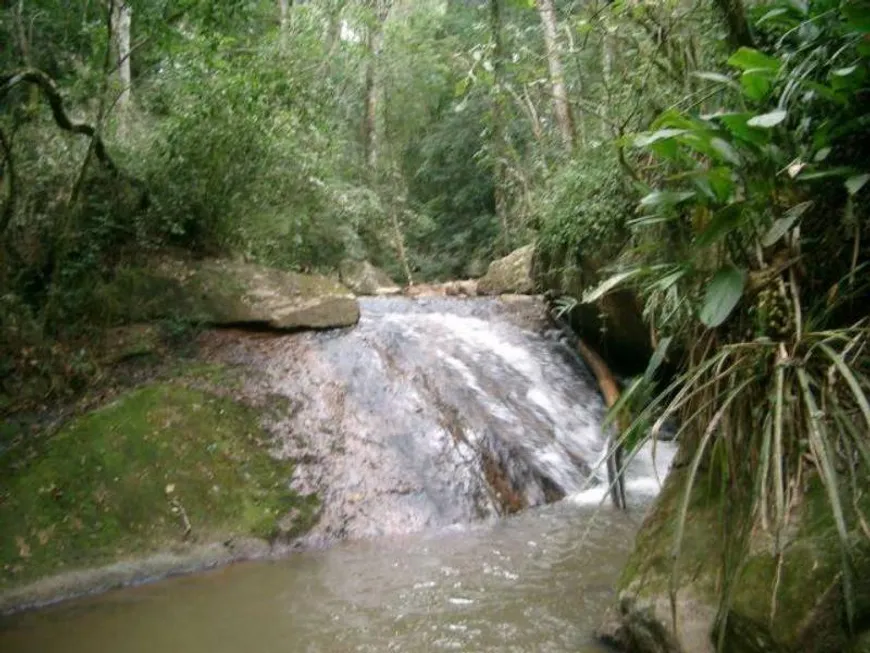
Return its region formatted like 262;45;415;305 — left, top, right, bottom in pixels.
477;245;536;295
601;466;870;653
95;258;360;330
204;297;667;547
339;259;400;296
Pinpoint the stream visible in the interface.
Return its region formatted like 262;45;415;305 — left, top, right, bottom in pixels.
0;296;674;651
0;500;647;652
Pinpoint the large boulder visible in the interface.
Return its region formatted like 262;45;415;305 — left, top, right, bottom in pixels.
339;259;400;296
599;464;870;653
477;245;536;295
94;258;360;330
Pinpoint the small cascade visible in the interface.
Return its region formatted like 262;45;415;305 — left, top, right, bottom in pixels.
208;296;674;546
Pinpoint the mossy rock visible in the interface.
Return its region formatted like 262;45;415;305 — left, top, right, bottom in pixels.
0;383;318;596
601;465;870;653
91;258;360;330
477;245;536;295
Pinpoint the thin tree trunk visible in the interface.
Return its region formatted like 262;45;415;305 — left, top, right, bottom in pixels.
278;0;289;31
362;2;388;170
490;0;509;252
713;0;753;49
114;1;132;137
536;0;575;151
362;29;379;169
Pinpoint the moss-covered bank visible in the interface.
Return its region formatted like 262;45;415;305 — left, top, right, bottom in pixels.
0;382;317;606
600;464;870;653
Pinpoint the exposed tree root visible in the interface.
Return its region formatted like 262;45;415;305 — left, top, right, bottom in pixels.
573;337;628;510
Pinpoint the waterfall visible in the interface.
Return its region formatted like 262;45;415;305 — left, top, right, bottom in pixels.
209;296;674;546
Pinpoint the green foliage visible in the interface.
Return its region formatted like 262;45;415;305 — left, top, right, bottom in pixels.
585;0;870;638
535;153;633;277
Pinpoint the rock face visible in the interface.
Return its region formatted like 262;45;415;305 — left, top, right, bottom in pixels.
477;245;535;295
97;258;360;330
339;259;400;296
600;465;870;653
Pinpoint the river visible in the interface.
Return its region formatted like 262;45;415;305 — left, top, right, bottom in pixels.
0;498;651;652
0;295;672;651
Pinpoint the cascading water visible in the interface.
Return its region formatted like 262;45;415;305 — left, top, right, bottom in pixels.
0;295;677;653
205;295;674;546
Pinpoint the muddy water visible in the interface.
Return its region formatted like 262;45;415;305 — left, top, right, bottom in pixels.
0;500;643;652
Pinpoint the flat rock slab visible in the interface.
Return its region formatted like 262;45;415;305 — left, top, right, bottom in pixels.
103;258;360;330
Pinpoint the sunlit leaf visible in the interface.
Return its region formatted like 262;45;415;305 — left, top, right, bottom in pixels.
813;147;832;162
727;47;781;72
582;270;642;303
747;109;787;128
711;137;741;165
634;129;689;148
845;173;870;196
761;201;812;246
639;190;696;208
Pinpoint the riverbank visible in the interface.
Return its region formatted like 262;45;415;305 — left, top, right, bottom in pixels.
0;363;321;615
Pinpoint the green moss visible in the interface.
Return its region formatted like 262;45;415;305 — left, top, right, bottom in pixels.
0;383;316;590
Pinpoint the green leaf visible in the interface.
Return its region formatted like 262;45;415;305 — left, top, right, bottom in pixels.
747;109;787;128
845;173;870;196
832;66;858;77
798;166;855;181
740;71;773;102
727;47;781;73
813;147;832;162
639;190;695;208
757;7;789;23
699;266;746;327
692;71;740;91
581;270;641;303
717;113;769;145
710;137;741;165
761;201;812;247
643;336;673;384
634;129;689;148
697;204;744;247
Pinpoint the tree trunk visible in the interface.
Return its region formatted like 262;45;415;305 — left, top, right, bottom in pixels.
713;0;753;49
361;2;388;170
113;1;132;137
536;0;575;151
278;0;289;31
489;0;509;253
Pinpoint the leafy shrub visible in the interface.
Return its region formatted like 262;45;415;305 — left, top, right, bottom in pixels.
534;152;634;289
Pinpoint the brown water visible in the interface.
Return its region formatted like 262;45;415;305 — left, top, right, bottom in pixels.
0;500;643;652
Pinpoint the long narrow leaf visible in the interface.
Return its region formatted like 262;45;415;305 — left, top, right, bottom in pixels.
819;343;870;432
796;368;855;628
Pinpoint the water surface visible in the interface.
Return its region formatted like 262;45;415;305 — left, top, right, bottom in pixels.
0;499;644;652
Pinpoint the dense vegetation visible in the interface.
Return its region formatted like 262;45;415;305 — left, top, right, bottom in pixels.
1;0;869;645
